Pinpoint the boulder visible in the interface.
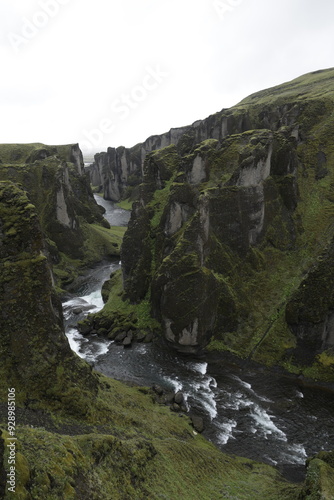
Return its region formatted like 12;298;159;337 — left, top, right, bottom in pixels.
72;308;83;315
123;337;132;348
163;393;175;405
107;330;118;340
77;321;92;335
126;331;134;341
143;332;154;343
115;332;127;343
190;416;204;433
152;384;164;396
174;391;184;405
97;328;108;336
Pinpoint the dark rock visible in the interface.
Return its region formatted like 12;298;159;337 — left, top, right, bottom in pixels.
126;331;134;341
315;151;328;180
72;308;83;315
135;332;146;342
97;328;108;336
171;403;181;412
163;393;175;405
77;321;92;335
152;384;164;396
124;324;134;333
174;391;184;405
107;330;118;340
143;332;154;343
123;337;132;347
115;332;127;343
190;416;204;433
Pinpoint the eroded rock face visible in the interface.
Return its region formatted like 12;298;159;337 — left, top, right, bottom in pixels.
88;90;306;203
121;127;299;353
286;240;334;365
87;128;189;201
96;69;334;380
0;181;97;407
0;143;111;269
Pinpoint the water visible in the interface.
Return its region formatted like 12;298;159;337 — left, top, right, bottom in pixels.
63;196;334;483
93;194;131;227
63;260;120;362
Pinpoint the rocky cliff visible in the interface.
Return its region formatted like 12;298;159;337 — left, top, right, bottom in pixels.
0;143;122;288
0;181;97;409
87;126;190;201
87;69;312;204
93;68;334;383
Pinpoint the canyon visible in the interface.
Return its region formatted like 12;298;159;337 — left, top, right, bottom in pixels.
2;68;334;498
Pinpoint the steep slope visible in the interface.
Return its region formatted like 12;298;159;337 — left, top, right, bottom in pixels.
0;181;97;409
90;68;334;383
0;143;122;288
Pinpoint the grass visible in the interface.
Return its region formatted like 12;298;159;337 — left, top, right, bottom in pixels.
94;269;161;332
116;198;133;210
236;67;334;108
0;373;303;499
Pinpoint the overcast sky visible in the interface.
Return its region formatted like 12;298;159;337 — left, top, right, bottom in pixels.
1;0;334;155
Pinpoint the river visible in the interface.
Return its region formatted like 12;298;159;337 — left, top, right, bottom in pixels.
63;195;334;483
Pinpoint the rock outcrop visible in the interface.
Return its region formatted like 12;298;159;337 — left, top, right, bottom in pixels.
95;68;334;382
87;127;189;202
0;181;97;409
300;450;334;499
0;143;121;287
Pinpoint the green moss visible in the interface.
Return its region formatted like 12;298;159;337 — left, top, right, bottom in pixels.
91;269;160;334
149;179;174;229
81;221;123;260
300;456;334;499
116;198;133;210
317;351;334;367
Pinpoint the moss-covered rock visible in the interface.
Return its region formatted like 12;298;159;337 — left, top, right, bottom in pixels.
0;181;98;409
300;451;334;499
0;143;121;288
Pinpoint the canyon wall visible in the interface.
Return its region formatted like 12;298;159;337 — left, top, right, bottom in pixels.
0;143;121;287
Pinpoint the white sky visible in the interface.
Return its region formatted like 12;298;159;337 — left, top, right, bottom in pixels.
0;0;334;154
